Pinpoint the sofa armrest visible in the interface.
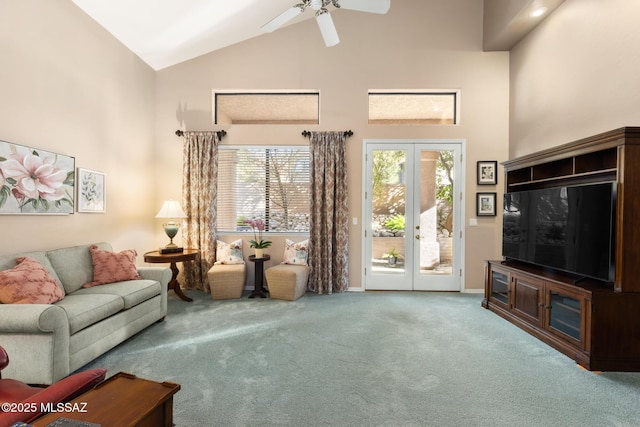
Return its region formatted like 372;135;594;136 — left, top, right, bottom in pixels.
0;305;71;385
137;267;171;291
0;304;67;334
137;267;171;319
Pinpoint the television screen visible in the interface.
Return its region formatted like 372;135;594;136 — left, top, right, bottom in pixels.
503;182;615;282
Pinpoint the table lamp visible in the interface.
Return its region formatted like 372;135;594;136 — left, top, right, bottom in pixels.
155;200;187;253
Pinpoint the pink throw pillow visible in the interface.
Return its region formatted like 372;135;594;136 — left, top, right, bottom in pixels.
83;244;142;288
0;257;65;304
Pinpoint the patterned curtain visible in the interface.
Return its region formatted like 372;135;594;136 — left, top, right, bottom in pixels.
308;131;349;294
181;131;219;292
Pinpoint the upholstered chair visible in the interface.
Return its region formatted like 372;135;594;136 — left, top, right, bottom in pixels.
0;345;107;425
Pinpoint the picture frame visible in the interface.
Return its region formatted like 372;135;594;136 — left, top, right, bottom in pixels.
477;192;497;216
477;160;498;185
77;168;106;213
0;140;75;215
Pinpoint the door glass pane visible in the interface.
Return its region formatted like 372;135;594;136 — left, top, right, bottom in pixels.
419;150;454;276
371;150;406;274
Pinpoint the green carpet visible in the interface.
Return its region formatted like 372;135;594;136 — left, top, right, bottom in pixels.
82;290;640;426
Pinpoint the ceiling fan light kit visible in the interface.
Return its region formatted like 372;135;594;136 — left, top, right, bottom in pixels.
262;0;390;47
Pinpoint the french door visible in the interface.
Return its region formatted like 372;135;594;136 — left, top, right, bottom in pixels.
364;141;464;291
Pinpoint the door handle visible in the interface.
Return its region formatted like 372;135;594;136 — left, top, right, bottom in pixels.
415;234;420;240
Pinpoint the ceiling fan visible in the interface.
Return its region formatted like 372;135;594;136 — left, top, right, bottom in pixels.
261;0;391;47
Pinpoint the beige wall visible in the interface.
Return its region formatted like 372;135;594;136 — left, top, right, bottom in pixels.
510;0;640;156
156;0;509;291
0;1;157;258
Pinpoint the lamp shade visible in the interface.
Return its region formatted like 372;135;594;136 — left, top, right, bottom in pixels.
155;200;187;219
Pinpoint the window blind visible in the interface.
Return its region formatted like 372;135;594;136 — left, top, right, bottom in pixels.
217;147;310;232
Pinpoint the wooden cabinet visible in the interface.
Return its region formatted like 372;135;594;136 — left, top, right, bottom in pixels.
484;260;640;371
502;127;640;293
484;127;640;371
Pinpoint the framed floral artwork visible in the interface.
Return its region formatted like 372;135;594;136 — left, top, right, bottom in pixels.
77;168;106;213
0;140;75;214
477;192;497;216
477;160;497;185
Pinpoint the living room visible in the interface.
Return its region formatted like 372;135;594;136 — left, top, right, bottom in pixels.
3;0;637;294
1;0;640;425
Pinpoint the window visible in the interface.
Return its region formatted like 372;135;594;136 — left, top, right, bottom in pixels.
217;147;310;233
368;91;458;125
213;91;320;125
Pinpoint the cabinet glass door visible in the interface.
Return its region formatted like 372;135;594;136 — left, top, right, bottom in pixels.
490;270;509;306
548;291;582;342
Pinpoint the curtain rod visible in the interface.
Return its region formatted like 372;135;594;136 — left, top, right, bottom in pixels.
302;130;353;138
175;130;227;139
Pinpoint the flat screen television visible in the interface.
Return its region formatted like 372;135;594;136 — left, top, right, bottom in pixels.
502;182;616;283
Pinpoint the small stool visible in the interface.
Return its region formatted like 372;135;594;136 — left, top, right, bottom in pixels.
265;264;310;301
208;263;246;300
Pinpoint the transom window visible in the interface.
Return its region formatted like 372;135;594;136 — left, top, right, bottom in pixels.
368;91;459;125
213;91;320;125
217;147;310;233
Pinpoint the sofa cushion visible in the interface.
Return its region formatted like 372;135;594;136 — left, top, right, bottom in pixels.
74;279;161;309
55;294;124;334
0;257;65;304
47;242;112;294
83;245;142;288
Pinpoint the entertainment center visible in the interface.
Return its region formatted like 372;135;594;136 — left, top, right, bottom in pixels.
483;127;640;371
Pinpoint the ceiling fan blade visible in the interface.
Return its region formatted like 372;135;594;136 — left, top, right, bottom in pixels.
261;6;304;33
337;0;390;14
316;11;340;47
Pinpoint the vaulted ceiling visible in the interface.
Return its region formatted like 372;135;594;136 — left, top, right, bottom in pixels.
71;0;565;70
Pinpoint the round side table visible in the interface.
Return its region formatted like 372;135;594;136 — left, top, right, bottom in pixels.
144;249;200;302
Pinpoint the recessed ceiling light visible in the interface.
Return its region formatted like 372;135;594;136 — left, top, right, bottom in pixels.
530;7;548;18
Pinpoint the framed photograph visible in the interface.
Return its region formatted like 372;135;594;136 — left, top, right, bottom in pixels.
477;192;497;216
0;140;75;214
477;160;498;185
77;168;106;213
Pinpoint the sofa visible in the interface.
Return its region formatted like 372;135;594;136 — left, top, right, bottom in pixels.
0;242;171;385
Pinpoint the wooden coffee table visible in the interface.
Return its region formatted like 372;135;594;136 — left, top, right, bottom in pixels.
32;372;180;427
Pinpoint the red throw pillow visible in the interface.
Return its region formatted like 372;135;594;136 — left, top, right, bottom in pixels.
0;257;65;304
83;245;142;288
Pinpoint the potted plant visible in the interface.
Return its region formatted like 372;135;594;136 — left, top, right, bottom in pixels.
382;248;403;267
242;218;272;258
